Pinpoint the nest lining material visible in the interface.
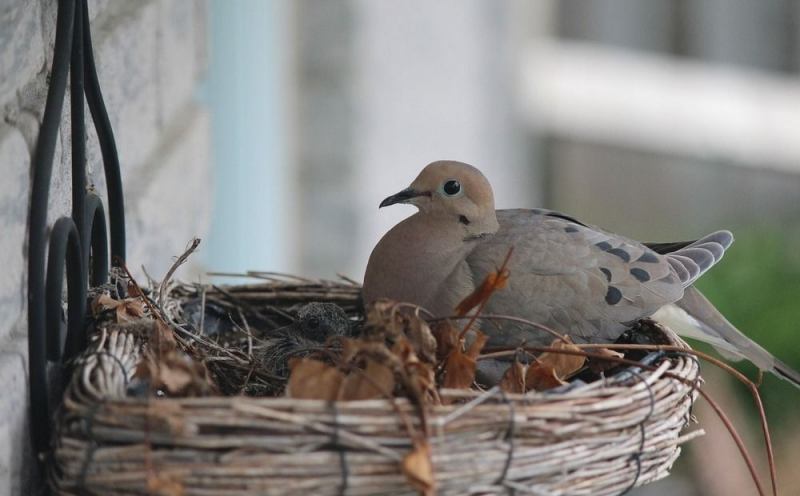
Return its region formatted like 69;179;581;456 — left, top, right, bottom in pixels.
51;276;702;495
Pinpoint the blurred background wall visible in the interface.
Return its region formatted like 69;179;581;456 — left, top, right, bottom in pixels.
203;1;800;495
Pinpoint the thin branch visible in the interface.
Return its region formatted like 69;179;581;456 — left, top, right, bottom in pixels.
158;237;201;308
237;307;255;358
113;256;166;325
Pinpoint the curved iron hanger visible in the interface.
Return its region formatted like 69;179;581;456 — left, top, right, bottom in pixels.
28;0;126;456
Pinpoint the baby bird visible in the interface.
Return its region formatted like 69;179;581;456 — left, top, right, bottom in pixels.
256;302;351;378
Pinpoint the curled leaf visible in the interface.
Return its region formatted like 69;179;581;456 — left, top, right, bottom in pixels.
91;294;119;315
338;358;395;401
588;347;625;374
455;270;510;317
430;320;459;361
90;294;145;323
406;316;437;364
393;339;438;404
443;332;488;391
455;247;514;316
465;331;489;360
525;337;586;391
147;472;184;496
127;281;146;298
159;353;216;396
401;442;435;496
364;300;406;341
149;320;178;358
116;298;145;323
525;362;567;391
287;358;344;400
543;337;585;379
499;355;527;394
134;351;216;397
340;337;360;363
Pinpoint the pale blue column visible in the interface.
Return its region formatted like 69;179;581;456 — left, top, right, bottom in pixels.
200;0;292;278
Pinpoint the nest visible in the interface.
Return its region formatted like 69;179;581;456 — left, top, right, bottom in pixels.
50;277;703;495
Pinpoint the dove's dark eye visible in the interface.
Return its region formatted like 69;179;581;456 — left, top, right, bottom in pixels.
306;317;320;330
443;179;461;196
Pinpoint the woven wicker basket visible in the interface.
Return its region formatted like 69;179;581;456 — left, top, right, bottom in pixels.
50;280;702;495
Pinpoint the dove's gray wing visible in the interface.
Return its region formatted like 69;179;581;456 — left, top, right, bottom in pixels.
465;209;726;348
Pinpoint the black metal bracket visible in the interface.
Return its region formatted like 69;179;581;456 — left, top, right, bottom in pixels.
28;0;125;456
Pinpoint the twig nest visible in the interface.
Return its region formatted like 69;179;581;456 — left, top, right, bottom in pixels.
255;302;351;378
51;278;702;495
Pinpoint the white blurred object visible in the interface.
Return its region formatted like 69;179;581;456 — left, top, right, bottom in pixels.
520;40;800;173
204;0;296;279
350;1;531;280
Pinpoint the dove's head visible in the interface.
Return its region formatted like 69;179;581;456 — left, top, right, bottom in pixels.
379;160;500;237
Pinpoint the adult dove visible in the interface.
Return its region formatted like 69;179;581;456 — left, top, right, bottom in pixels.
362;160;800;388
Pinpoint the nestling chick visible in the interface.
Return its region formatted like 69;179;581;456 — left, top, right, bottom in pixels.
255;302;351;378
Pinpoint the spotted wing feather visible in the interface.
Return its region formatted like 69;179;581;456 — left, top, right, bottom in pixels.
465;209;688;347
663;231;732;286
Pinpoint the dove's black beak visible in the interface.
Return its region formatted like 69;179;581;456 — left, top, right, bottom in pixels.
379;188;430;208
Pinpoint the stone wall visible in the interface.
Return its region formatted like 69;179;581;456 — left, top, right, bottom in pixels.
0;0;210;492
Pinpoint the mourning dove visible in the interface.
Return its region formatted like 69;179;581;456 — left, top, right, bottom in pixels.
362;160;800;388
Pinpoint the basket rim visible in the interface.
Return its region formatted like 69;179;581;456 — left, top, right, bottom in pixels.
51;282;703;496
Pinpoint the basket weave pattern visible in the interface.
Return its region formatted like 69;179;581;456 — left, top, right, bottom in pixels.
51;283;702;495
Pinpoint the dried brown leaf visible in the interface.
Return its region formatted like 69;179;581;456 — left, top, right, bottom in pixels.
116;298;145;323
525;337;586;391
442;332;488;391
364;300;405;341
401;442;435;496
499;356;526;394
149;320;178;357
443;349;475;390
127;281;145;298
538;337;585;379
338;358;395;401
134;359;152;380
287;358;344;400
455;270;509;317
393;339;438;404
91;294;120;315
430;320;459;361
158;362;194;393
525;362;567;391
154;352;217;397
147;472;184;496
393;338;420;367
340;337;360;363
587;347;625;374
454;248;514;317
406;316;437;364
465;331;489;360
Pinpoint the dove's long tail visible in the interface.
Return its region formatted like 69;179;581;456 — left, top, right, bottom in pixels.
648;232;800;389
653;287;800;389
